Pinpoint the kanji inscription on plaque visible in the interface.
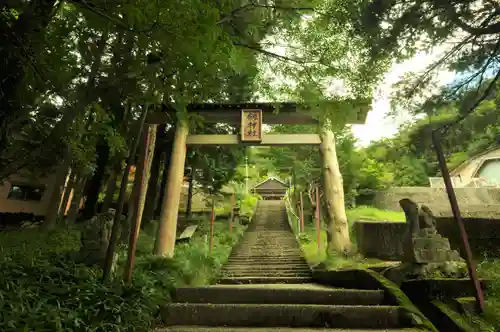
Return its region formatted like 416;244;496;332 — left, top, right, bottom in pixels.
241;109;262;142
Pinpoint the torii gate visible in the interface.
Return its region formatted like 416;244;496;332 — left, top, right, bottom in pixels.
147;100;369;257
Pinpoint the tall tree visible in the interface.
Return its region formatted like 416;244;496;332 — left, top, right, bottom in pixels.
333;0;500;120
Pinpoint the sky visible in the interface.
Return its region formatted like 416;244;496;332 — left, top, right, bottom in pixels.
351;50;456;146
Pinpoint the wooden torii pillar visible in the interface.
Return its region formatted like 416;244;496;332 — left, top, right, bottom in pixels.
148;101;369;257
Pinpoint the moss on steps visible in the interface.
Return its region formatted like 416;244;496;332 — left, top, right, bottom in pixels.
433;300;496;332
366;270;438;332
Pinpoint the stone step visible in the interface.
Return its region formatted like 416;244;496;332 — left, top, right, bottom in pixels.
222;266;310;270
223;267;310;272
226;259;307;263
229;252;304;255
222;269;311;274
174;284;385;305
234;245;301;248
217;277;313;284
227;258;306;261
230;254;304;258
232;248;302;252
160;303;412;329
224;264;309;268
225;261;308;266
226;259;307;262
157;327;427;332
230;254;303;259
222;268;311;273
222;266;310;271
236;242;299;245
249;229;292;231
228;254;304;258
221;273;312;279
228;255;305;258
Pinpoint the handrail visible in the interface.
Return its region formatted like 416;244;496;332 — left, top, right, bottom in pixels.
284;189;300;234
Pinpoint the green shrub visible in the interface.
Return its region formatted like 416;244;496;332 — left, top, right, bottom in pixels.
298;233;312;244
240;193;260;217
0;218;246;331
477;256;500;329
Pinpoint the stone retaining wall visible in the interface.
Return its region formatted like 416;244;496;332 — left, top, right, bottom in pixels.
354;217;500;260
373;187;500;211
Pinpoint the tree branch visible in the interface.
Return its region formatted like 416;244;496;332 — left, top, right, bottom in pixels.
233;42;305;64
407;35;475;97
438;2;500;35
440;64;500;134
217;3;314;24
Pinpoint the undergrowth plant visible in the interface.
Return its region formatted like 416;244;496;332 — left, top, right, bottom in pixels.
476;255;500;329
0;217;245;331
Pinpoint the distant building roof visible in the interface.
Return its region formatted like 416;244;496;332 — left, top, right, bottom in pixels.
450;145;500;176
252;177;288;190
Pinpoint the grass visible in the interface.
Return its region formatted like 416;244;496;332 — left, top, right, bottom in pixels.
346;205;405;222
475;256;500;330
0;215;246;332
297;206;404;270
295;204;500;330
298;229;388;269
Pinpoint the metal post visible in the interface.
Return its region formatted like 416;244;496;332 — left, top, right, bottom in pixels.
315;186;321;253
209;199;215;255
299;191;305;233
432;129;485;313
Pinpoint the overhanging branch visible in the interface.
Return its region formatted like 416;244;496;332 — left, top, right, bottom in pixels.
233;42;305;64
440;64;500;134
217;3;315;24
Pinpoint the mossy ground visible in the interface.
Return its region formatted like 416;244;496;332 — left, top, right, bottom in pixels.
295;205;500;329
475;256;500;330
297;206;403;270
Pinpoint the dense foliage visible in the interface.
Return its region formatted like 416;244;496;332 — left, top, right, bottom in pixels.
326;0;500;115
3;0;500;328
0;219;245;331
361;78;500;190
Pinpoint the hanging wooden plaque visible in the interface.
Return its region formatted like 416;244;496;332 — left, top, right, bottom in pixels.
241;109;262;142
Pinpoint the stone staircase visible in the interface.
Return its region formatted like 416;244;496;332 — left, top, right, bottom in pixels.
158;200;429;331
219;200;312;284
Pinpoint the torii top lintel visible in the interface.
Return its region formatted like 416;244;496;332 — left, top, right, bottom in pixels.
146;100;370;125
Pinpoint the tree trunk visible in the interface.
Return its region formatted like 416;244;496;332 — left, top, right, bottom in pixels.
141;125;166;226
102;105;149;282
141;151;163;226
0;0;59;157
124;124;157;282
0;20;109;180
154;121;188;257
154;137;174;217
82;141;110;219
43;153;71;229
100;103;131;214
66;175;87;225
59;171;77;222
319;125;352;255
101;163;121;213
122;161;142;244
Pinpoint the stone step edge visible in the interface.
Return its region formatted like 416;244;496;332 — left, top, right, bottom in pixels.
160;303;412;329
155;327;427;332
217;278;313;284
